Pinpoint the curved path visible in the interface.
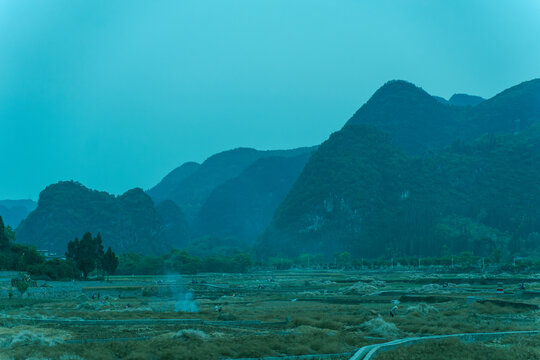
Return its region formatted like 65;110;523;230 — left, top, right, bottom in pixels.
349;330;539;360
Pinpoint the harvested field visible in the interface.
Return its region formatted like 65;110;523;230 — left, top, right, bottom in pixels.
0;270;538;359
377;334;540;360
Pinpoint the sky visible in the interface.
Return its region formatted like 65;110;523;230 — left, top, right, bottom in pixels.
0;0;539;200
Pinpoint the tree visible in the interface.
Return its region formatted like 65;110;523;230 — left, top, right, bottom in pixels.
492;247;503;264
166;250;201;275
335;251;351;268
5;225;15;242
66;232;105;279
11;273;31;297
0;216;9;248
102;247;119;280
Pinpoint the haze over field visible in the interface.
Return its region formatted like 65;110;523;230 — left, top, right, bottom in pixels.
1;0;540;200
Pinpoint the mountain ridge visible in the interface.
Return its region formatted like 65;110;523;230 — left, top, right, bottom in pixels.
150;146;316;222
16;181;189;255
0;199;37;227
258;78;540;259
346;78;540;155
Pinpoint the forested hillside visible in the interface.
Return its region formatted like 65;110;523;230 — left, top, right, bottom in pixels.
16;181;189;255
146;162;200;202
16;79;540;260
258;79;540;259
347;79;540;154
146;146;315;250
191;151;314;247
17;146;315;256
150;147;315;222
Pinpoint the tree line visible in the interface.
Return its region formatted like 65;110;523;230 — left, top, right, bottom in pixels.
265;251;540;272
66;232;119;279
117;250;252;275
0;215;119;280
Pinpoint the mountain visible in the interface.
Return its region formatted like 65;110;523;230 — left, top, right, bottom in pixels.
191;151;314;247
155;199;191;249
0;200;37;227
432;95;449;105
147;162;200;202
257;79;540;259
16;146;315;256
149;146;315;222
346;79;540;155
448;93;485;106
433;93;484;106
16;181;189;255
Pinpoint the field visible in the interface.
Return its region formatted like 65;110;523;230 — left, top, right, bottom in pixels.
0;270;538;360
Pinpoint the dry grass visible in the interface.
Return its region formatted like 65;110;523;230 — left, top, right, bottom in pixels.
471;301;534;315
4;330;366;360
0;271;538;359
359;316;400;338
377;335;540;360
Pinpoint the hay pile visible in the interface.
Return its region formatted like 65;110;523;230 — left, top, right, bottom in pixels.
0;330;65;348
359;317;400;338
310;280;336;286
370;280;387;288
173;329;209;341
299;291;321;296
343;281;378;294
411;283;443;293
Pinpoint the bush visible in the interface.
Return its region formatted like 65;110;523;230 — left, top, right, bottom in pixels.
28;260;80;280
117;250;252;275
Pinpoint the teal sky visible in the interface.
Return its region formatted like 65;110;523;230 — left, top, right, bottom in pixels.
1;0;539;200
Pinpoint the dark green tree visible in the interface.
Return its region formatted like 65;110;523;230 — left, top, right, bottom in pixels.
11;273;31;297
66;232;105;279
102;247;119;280
0;216;9;248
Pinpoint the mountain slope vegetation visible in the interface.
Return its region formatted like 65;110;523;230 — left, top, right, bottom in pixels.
16;182;189;255
347;79;540;155
191;151;314;246
258;79;540;259
149;147;315;222
146;161;200;202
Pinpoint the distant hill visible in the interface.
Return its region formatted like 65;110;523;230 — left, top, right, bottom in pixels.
448;93;485;106
16;145;315;256
191;151;314;247
149;146;316;222
346;79;540;155
16;181;189;255
433;93;484;106
0;200;37;227
147;162;200;202
432;95;449;105
258;79;540;259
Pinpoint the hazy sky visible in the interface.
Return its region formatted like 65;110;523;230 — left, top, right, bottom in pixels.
1;0;539;200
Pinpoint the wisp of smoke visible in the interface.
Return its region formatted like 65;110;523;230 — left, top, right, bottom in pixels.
175;292;198;313
165;273;199;313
